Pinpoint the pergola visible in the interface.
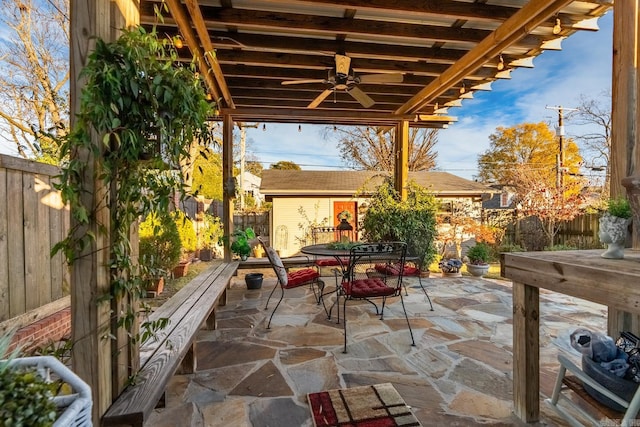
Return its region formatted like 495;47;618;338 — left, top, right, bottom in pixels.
71;0;640;424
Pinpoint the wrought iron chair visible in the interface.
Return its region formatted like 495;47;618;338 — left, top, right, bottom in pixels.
373;243;434;311
338;242;415;353
258;237;324;329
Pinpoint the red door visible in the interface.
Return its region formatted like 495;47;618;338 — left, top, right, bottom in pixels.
333;201;357;240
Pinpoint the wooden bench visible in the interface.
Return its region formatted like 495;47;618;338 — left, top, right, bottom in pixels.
102;261;239;426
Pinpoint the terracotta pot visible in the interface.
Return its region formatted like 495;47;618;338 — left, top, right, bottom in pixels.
146;276;164;297
173;262;190;278
419;270;430;278
441;271;462;278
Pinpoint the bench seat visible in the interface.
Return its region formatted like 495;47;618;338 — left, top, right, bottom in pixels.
102;261;239;427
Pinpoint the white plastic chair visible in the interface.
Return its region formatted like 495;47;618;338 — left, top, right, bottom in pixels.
546;353;640;426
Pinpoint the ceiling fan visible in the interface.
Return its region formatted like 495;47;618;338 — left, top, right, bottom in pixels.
281;54;403;109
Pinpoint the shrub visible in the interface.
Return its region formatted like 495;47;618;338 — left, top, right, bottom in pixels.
139;212;182;278
361;177;438;269
0;333;57;427
466;242;491;264
200;213;223;250
608;197;632;219
173;210;197;254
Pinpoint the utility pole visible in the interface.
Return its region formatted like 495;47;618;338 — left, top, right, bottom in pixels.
546;105;578;189
235;122;259;210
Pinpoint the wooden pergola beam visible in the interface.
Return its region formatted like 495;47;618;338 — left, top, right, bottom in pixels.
395;0;575;115
165;0;223;105
183;0;235;108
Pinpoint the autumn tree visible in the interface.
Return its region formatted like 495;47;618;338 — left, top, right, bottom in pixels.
191;147;224;200
246;159;264;176
270;160;301;170
510;164;583;247
477;122;583;195
0;0;69;163
326;126;438;171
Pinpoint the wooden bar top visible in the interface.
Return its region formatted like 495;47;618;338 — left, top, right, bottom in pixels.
502;249;640;314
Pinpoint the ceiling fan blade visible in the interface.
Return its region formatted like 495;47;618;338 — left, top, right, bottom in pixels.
347;86;375;108
307;89;333;108
359;73;404;84
282;79;326;86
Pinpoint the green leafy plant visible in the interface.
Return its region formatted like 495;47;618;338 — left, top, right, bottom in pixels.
0;333;57;426
200;213;223;250
52;26;215;347
227;227;256;258
607;197;632;219
139;212;182;281
465;242;491;265
361;177;438;270
173;210;197;256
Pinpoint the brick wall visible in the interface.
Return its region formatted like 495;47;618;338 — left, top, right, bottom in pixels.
8;308;71;354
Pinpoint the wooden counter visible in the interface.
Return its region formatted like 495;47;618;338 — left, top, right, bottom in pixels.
502;249;640;422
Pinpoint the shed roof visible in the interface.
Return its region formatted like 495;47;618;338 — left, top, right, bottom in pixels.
260;169;492;197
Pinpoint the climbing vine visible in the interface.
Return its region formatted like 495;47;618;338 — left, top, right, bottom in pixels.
53;26;216;336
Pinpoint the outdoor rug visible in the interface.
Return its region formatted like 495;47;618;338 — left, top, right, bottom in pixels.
307;382;421;426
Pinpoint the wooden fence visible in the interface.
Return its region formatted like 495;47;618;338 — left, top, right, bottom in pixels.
495;212;601;251
0;155;69;322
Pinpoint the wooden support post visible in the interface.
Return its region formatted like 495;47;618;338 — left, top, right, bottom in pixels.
205;308;217;330
70;1;140;422
609;0;640;336
177;342;196;374
394;121;409;201
223;114;234;262
512;281;540;422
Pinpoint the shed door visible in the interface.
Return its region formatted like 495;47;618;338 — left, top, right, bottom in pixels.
333;201;357;232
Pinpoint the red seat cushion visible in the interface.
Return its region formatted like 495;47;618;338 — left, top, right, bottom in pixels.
315;257;350;267
374;263;419;276
342;278;396;298
285;268;320;288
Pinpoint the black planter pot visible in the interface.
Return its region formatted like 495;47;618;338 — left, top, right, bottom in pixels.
245;273;263;289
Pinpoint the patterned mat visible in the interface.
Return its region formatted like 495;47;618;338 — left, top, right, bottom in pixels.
307;383;421;426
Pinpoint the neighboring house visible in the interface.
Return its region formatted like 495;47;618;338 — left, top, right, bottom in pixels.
239;171;264;206
260;170;493;257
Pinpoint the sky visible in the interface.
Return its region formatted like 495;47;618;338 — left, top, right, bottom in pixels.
243;12;614;181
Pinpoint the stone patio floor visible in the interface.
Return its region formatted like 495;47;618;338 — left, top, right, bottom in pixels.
147;269;609;426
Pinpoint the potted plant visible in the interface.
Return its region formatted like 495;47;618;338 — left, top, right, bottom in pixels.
439;258;463;277
198;213;222;262
0;333;92;426
465;242;491;277
599;197;632;259
227;227;256;260
139;212;182;296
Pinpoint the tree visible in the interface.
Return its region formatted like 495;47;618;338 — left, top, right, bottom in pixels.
0;0;69;163
327;126;438;171
191;147;224;200
246;159;264;176
568;91;611;200
510;164;583;247
270;160;301;170
477;122;583;195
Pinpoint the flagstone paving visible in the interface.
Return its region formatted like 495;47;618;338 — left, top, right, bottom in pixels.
147;270;609;426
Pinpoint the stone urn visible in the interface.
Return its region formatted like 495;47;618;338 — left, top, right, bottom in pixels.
598;213;631;259
466;263;489;277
